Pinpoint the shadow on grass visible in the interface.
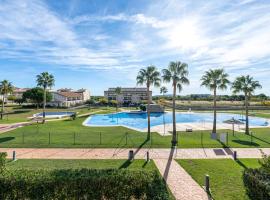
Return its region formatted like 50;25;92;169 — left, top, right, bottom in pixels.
0;137;15;143
251;135;270;145
119;160;132;169
232;139;259;147
134;138;149;156
235;159;248;169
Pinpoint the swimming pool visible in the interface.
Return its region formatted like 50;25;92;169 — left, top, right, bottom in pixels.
83;112;269;130
33;112;75;119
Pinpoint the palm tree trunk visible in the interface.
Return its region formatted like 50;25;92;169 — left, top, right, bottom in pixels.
1;94;4;120
172;82;177;147
245;93;249;135
147;84;151;140
213;88;217;133
42;87;46;123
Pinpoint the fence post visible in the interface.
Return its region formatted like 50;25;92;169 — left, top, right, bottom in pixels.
12;151;16;161
146;151;150;162
73;132;76;145
99;132;102;145
233;151;237;160
49;132;51;145
205;174;210;193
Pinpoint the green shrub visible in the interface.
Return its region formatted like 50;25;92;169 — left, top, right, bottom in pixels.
243;168;270;200
0;169;170;200
0;152;7;174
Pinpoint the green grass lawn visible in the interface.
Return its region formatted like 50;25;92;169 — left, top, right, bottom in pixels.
177;159;261;200
0;106;115;124
0;113;270;148
5;159;156;171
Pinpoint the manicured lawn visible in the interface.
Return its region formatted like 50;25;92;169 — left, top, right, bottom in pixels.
0;106;114;124
0;113;270;148
177;159;261;200
6;159;156;171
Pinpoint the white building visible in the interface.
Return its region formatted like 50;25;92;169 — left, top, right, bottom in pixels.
49;88;90;107
104;87;151;104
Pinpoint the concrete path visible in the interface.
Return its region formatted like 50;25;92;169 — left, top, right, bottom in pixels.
1;147;269;159
154;159;210;200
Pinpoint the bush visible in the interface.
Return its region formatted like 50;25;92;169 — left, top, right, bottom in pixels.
243;168;270;200
0;169;170;200
243;153;270;200
139;104;146;111
0;152;7;174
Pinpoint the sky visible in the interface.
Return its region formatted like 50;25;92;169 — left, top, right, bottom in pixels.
0;0;270;96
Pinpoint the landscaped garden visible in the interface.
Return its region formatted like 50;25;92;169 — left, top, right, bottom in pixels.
177;159;261;200
0;113;270;148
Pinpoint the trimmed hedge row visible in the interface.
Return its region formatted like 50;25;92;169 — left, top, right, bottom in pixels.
243;168;270;200
0;168;170;200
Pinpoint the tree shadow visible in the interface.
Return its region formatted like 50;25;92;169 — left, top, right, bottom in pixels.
163;147;175;181
251;135;270;145
134;138;149;156
232;139;259;147
235;159;248;169
119;160;132;169
0;137;15;143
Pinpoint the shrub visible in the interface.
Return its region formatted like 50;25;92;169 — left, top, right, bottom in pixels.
243;153;270;200
139;104;146;111
243;168;270;200
0;169;170;200
0;152;7;174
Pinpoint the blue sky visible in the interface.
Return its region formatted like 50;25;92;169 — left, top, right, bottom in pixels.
0;0;270;95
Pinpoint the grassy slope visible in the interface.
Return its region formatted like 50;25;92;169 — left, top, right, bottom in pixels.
178;159;261;200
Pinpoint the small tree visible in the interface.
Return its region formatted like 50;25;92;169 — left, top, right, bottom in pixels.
110;100;118;111
36;72;55;123
0;80;13;119
22;87;52;109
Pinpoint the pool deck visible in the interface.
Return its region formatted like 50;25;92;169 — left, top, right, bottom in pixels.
147;122;264;135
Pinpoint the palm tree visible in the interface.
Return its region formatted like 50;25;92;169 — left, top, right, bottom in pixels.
231;75;261;135
162;61;189;146
0;80;13;120
36;72;55;123
137;66;161;140
201;69;229;134
115;87;122;111
160;86;168;96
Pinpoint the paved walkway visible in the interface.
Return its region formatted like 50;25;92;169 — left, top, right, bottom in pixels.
154;159;210;200
2;147;268;200
1;147;269;159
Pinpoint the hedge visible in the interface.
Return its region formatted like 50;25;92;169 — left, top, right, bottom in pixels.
0;168;170;200
243;168;270;200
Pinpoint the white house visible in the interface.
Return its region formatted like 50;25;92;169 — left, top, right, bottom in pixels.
49;89;90;107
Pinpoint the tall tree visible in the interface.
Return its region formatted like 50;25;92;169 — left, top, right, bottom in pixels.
162;61;189;146
160;86;168;96
201;69;229;134
0;80;13;119
115;87;122;111
231;75;261;134
137;66;161;140
36;72;55;123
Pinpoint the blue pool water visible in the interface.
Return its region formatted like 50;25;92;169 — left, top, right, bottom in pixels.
83;112;269;130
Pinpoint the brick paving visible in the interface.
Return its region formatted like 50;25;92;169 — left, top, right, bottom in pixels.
1;147;269;159
154;158;210;200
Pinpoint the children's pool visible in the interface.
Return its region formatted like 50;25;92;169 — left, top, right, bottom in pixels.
33;112;75;119
83;112;269;130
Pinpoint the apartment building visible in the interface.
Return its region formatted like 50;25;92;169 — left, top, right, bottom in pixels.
104;87;151;104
